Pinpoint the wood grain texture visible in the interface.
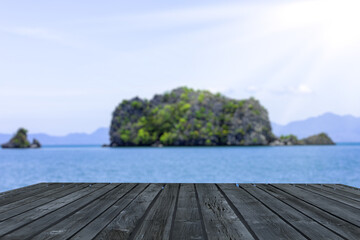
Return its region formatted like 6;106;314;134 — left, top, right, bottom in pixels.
130;184;179;240
0;183;47;197
31;184;138;240
0;183;89;221
242;184;342;239
322;184;360;201
94;183;163;240
338;184;360;192
0;183;359;240
258;184;360;240
273;184;360;227
171;184;204;240
0;183;76;214
299;184;360;209
219;184;307;240
0;183;110;239
71;184;149;240
196;184;254;240
0;183;63;208
0;183;52;200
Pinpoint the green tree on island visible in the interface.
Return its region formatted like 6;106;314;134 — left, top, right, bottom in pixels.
109;87;335;147
1;128;41;148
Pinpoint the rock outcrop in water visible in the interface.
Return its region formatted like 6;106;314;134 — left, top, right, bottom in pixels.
1;128;41;149
302;133;335;145
110;87;276;146
270;133;335;146
30;138;42;148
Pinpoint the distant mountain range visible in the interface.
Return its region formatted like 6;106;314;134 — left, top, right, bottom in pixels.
1;113;359;145
272;113;360;142
0;127;109;145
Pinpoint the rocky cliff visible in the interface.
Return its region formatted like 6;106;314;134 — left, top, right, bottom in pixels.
1;128;41;148
302;133;335;145
110;87;275;146
270;133;335;146
109;87;335;147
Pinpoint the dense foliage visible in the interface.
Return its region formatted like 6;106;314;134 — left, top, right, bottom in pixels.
302;133;335;145
2;128;30;148
1;128;41;148
110;87;275;146
10;128;30;147
274;133;335;145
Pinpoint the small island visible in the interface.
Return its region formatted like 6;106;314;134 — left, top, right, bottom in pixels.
270;133;335;146
109;87;335;147
1;128;41;149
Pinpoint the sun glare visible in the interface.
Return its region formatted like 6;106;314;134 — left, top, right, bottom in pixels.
270;0;360;52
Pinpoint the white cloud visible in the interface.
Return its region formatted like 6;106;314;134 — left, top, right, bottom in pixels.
269;85;313;95
268;0;360;52
297;84;312;94
246;85;261;93
80;2;262;29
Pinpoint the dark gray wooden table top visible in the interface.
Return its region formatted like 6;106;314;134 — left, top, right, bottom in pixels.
0;183;359;239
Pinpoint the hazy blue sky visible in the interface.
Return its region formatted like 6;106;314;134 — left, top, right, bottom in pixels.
1;0;359;135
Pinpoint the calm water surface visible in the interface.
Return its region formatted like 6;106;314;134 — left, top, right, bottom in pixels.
1;144;360;192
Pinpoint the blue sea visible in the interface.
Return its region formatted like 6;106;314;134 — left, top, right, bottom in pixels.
1;143;360;192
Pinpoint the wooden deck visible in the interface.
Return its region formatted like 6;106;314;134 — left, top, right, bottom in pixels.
0;183;360;239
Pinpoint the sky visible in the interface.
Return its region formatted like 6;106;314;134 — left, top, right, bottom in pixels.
0;0;360;135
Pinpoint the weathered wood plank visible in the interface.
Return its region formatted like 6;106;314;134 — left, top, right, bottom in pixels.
338;184;360;191
323;184;360;200
196;184;254;240
31;183;138;240
258;184;360;239
300;184;360;209
0;183;47;198
0;183;64;208
171;184;204;240
71;184;150;240
219;184;306;240
273;184;360;227
242;184;343;239
0;183;87;221
0;183;359;239
0;183;111;238
94;183;163;240
130;184;179;240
